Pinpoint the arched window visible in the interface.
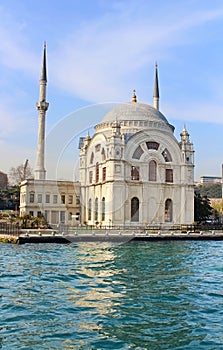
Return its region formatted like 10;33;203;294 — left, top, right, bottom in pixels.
101;148;106;161
132;145;144;160
89;171;93;184
102;167;106;182
131;166;140;180
165;199;173;222
95;163;99;183
95;198;98;221
149;160;157;181
131;197;139;222
90;152;94;164
88;199;92;220
162;148;172;162
102;197;105;221
146;141;159;150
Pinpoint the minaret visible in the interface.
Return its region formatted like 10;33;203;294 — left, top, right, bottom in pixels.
153;62;159;110
34;42;49;180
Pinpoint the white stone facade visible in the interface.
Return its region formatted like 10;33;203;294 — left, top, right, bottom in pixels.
79;102;194;227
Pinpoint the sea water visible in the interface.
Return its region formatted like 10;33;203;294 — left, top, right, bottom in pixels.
1;241;223;349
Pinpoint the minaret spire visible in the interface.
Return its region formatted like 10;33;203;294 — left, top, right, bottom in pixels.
40;41;47;81
153;62;159;110
34;42;49;180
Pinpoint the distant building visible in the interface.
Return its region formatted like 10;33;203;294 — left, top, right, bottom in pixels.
20;180;80;225
0;171;8;190
200;176;222;184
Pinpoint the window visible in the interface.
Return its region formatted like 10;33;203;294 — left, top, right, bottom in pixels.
37;194;42;203
102;197;105;221
37;211;42;218
89;171;93;184
68;212;72;221
60;211;65;223
51;211;59;224
165;169;173;183
131;166;139;180
61;195;65;204
132;145;144;160
68;195;73;204
53;195;58;204
45;194;50;203
45;210;49;221
29;193;34;203
29;211;34;217
88;199;92;220
90;152;94;164
76;196;80;205
149;160;157;181
101;148;106;161
95;198;98;221
165;199;173;222
131;197;139;222
162;148;172;162
96;163;99;183
95;144;101;152
146;141;159;150
102;167;106;182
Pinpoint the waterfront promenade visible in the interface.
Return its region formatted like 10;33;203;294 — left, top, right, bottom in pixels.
2;222;223;244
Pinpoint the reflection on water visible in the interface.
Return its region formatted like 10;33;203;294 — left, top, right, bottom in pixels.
1;241;223;349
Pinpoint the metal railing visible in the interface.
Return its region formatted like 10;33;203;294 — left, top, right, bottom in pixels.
55;223;223;235
0;222;20;236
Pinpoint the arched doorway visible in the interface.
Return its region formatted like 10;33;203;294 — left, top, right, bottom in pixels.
131;197;139;222
165;198;173;222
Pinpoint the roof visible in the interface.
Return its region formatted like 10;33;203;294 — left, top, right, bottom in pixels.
101;102;169;124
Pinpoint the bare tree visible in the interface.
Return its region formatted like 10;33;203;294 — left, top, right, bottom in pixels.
9;160;33;186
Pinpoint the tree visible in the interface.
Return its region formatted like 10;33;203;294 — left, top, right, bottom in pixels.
197;183;222;198
9;160;33;186
211;199;223;222
0;187;20;210
194;192;213;223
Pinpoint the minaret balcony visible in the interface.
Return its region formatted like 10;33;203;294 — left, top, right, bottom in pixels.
36;101;49;111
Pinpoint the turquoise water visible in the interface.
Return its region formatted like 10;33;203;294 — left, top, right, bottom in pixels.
1;241;223;349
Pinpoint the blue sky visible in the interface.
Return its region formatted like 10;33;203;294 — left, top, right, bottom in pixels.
0;0;223;182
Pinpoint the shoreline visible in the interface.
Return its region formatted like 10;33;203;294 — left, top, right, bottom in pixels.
2;228;223;244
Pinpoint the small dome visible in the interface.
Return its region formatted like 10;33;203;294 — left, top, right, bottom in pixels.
102;102;169;124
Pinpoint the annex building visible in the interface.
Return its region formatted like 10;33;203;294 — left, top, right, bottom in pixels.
20;45;195;227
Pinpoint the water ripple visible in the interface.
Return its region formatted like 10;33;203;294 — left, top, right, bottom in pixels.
1;241;223;349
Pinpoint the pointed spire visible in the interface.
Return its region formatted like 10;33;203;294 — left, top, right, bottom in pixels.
35;42;49;180
132;89;137;103
85;130;91;141
40;41;47;82
153;62;159;110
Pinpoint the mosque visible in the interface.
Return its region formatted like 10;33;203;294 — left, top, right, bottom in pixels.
20;44;195;227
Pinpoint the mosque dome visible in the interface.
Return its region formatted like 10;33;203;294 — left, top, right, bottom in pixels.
101;102;170;125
